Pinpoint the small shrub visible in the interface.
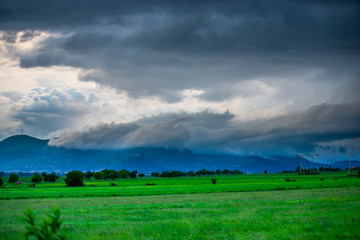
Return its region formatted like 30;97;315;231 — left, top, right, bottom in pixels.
285;178;296;182
334;178;338;180
110;182;117;186
320;178;324;181
146;183;155;186
0;177;3;187
211;178;217;184
23;208;66;240
87;184;96;187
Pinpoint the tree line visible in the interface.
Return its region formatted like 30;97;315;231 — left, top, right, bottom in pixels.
151;168;244;178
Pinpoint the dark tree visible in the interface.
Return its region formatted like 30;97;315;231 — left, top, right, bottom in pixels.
211;178;217;184
118;169;130;179
108;170;119;180
94;171;104;180
222;169;231;175
233;170;244;174
215;169;221;175
101;169;111;180
130;170;138;179
151;172;160;177
358;170;360;177
31;173;42;184
8;173;19;183
264;170;268;174
139;173;145;178
48;173;59;182
64;171;84;187
85;171;93;180
0;177;3;187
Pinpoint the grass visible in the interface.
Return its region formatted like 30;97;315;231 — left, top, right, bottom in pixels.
0;172;359;239
1;172;360;200
0;188;359;239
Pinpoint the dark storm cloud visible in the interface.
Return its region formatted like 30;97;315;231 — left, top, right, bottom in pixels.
1;0;359;101
49;103;360;154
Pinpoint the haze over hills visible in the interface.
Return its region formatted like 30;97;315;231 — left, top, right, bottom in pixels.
0;135;358;173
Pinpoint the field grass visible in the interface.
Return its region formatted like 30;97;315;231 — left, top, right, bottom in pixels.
1;172;359;239
1;188;359;239
1;171;360;200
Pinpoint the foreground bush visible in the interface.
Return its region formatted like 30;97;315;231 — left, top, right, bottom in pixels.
24;208;66;240
64;171;84;187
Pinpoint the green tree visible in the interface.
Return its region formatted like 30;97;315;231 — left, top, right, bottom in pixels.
139;173;145;178
85;171;93;180
130;170;138;178
31;173;42;184
118;169;130;179
64;171;84;187
151;172;160;177
233;170;243;174
93;171;104;180
8;173;19;183
42;172;59;183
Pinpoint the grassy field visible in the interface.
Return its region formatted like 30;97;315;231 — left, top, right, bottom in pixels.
1;172;360;200
1;172;360;239
1;188;359;239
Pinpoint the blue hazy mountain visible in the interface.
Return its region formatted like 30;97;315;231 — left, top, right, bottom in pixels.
0;135;359;173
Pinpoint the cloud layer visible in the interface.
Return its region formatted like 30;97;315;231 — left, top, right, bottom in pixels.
49;103;360;159
1;0;359;102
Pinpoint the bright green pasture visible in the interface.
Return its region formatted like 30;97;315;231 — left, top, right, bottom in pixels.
1;172;360;199
1;188;359;239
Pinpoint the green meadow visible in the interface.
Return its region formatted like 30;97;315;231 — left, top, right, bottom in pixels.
1;172;360;200
1;172;360;239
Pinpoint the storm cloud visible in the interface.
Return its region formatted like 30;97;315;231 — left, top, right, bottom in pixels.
1;0;359;101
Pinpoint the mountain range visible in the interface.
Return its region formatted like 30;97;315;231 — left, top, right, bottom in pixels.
0;135;358;173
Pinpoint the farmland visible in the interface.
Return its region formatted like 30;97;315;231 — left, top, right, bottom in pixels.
0;172;360;239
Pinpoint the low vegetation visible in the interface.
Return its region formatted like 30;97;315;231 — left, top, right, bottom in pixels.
23;208;66;240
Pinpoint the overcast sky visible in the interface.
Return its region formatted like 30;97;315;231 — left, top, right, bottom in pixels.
0;0;359;160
